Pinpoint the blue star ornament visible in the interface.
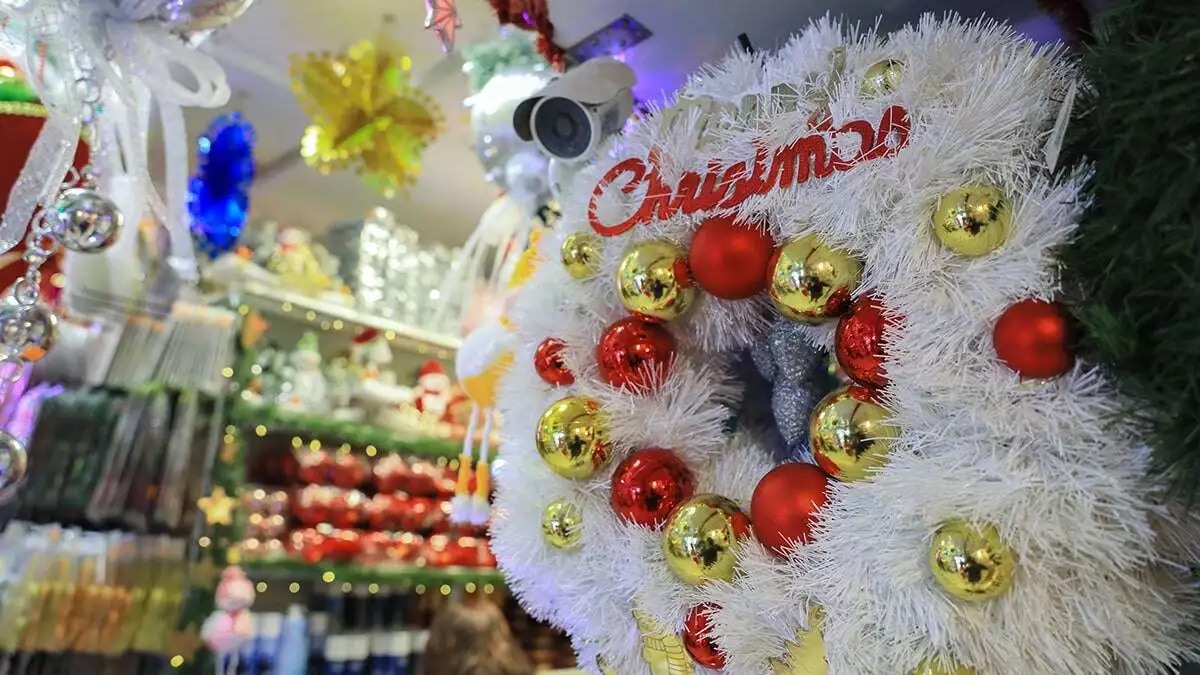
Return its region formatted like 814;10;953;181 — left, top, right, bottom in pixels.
189;112;256;258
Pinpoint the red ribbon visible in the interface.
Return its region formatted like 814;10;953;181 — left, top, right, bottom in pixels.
485;0;566;71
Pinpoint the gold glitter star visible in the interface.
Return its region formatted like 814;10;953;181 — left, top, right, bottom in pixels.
197;487;237;526
769;606;828;675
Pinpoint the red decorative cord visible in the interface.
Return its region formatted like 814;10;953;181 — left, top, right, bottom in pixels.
485;0;567;71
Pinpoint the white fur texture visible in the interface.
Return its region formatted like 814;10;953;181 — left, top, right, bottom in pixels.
491;15;1200;675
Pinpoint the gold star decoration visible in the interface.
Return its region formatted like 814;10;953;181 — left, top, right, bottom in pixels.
769;606;828;675
634;609;694;675
197;487;237;526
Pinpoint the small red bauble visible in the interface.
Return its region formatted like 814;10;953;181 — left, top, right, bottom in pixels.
534;337;575;386
682;604;726;669
835;294;895;389
993;299;1074;379
687;215;775;300
750;462;829;558
610;448;697;528
596;316;676;391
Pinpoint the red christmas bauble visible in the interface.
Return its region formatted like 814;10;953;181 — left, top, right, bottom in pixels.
533;337;575;386
687;215;775;300
596;316;676;391
993;299;1074;379
835;294;895;389
610;448;697;528
682;604;726;669
750;462;829;558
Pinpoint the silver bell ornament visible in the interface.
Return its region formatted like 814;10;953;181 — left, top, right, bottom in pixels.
158;0;256;32
0;429;26;504
0;295;58;363
52;187;123;253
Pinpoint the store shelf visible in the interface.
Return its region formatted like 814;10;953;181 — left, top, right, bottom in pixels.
243;559;506;587
235;280;462;355
231;403;464;459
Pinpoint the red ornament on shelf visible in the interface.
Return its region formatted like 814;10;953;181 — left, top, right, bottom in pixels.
596;316;676;391
993;299;1074;379
610;448;697;528
682;604;726;669
687;215;775;300
750;462;829;558
533;337;575;386
835;294;895;389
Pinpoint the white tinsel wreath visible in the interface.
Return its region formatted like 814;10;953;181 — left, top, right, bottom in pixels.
490;14;1200;675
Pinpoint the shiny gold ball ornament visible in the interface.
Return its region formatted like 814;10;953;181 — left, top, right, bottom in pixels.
861;59;904;97
541;498;584;550
929;519;1016;601
535;396;612;479
561;231;601;280
809;387;899;482
931;184;1012;257
662;494;752;585
617;240;696;322
911;658;977;675
768;235;862;324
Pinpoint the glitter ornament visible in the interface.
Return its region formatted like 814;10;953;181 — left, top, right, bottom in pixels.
687;214;774;300
751;462;829;557
662;494;751;585
768;235;861;324
610;448;696;529
533;337;574;386
616;240;695;322
835;294;894;389
861;59;904;96
535;396;612;479
189;112;256;258
0;297;57;362
159;0;257;32
931;184;1011;257
682;604;726;668
596;316;676;391
561;231;601;280
51;187;123;253
809;386;898;482
993;299;1074;379
541;498;583;550
929;519;1017;602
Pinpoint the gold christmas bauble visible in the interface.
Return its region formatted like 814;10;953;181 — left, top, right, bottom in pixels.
931;184;1011;257
911;658;976;675
541;498;584;550
536;396;612;479
929;519;1016;601
768;235;862;324
861;59;904;97
617;240;695;322
809;387;899;482
562;231;602;280
662;494;751;585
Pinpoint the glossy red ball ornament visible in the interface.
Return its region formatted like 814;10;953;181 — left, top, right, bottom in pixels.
687;214;775;300
611;448;697;528
596;316;676;391
750;462;829;558
682;604;726;669
993;299;1074;379
534;337;575;386
835;294;895;389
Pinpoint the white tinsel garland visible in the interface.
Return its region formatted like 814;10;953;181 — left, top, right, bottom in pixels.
491;14;1200;675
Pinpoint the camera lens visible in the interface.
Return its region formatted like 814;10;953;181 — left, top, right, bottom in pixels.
532;97;593;160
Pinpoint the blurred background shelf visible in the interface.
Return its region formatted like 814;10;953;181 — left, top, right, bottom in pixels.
243;559;506;588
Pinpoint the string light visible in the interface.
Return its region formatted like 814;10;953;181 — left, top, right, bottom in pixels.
415;584;426;595
483;584;495;595
290;582;301;593
333;320;344;330
309;439;322;451
225;425;236;434
255;425;268;437
250;364;263;375
222;367;234;378
385;330;397;341
292;437;303;448
365;445;378;457
256;582;268;593
198;536;211;548
368;583;380;594
322;571;336;583
282;302;293;312
320;321;331;330
465;582;477;593
439;584;451;596
341;582;352;593
170;655;185;668
305;310;317;321
237;305;250;315
223;434;235;444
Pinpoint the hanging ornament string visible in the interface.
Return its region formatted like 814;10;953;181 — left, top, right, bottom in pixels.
1;0;231;279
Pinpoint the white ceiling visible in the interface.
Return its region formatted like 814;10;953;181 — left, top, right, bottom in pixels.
191;0;1066;247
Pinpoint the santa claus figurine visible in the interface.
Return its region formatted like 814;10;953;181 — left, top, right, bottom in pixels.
350;328;395;384
201;565;256;674
413;359;452;420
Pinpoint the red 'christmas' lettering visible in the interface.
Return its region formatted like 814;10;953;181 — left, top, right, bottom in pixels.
587;106;911;237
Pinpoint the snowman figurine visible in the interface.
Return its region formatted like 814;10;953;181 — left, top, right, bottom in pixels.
276;332;328;412
201;566;256;675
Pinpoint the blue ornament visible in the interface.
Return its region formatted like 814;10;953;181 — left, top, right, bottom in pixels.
188;112;256;258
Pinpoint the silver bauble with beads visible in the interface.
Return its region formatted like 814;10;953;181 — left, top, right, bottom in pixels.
52;187;123;253
0;428;26;504
0;293;57;362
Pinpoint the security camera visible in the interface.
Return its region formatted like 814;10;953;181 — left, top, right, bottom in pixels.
513;57;636;163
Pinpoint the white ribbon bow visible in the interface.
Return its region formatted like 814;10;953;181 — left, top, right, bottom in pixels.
0;0;231;280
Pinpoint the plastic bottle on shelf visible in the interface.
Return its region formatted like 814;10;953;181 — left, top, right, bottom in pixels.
323;634;349;675
307;588;330;675
254;612;283;675
275;604;309;675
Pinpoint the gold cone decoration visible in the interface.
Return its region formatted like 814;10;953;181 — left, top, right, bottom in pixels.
290;33;444;196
